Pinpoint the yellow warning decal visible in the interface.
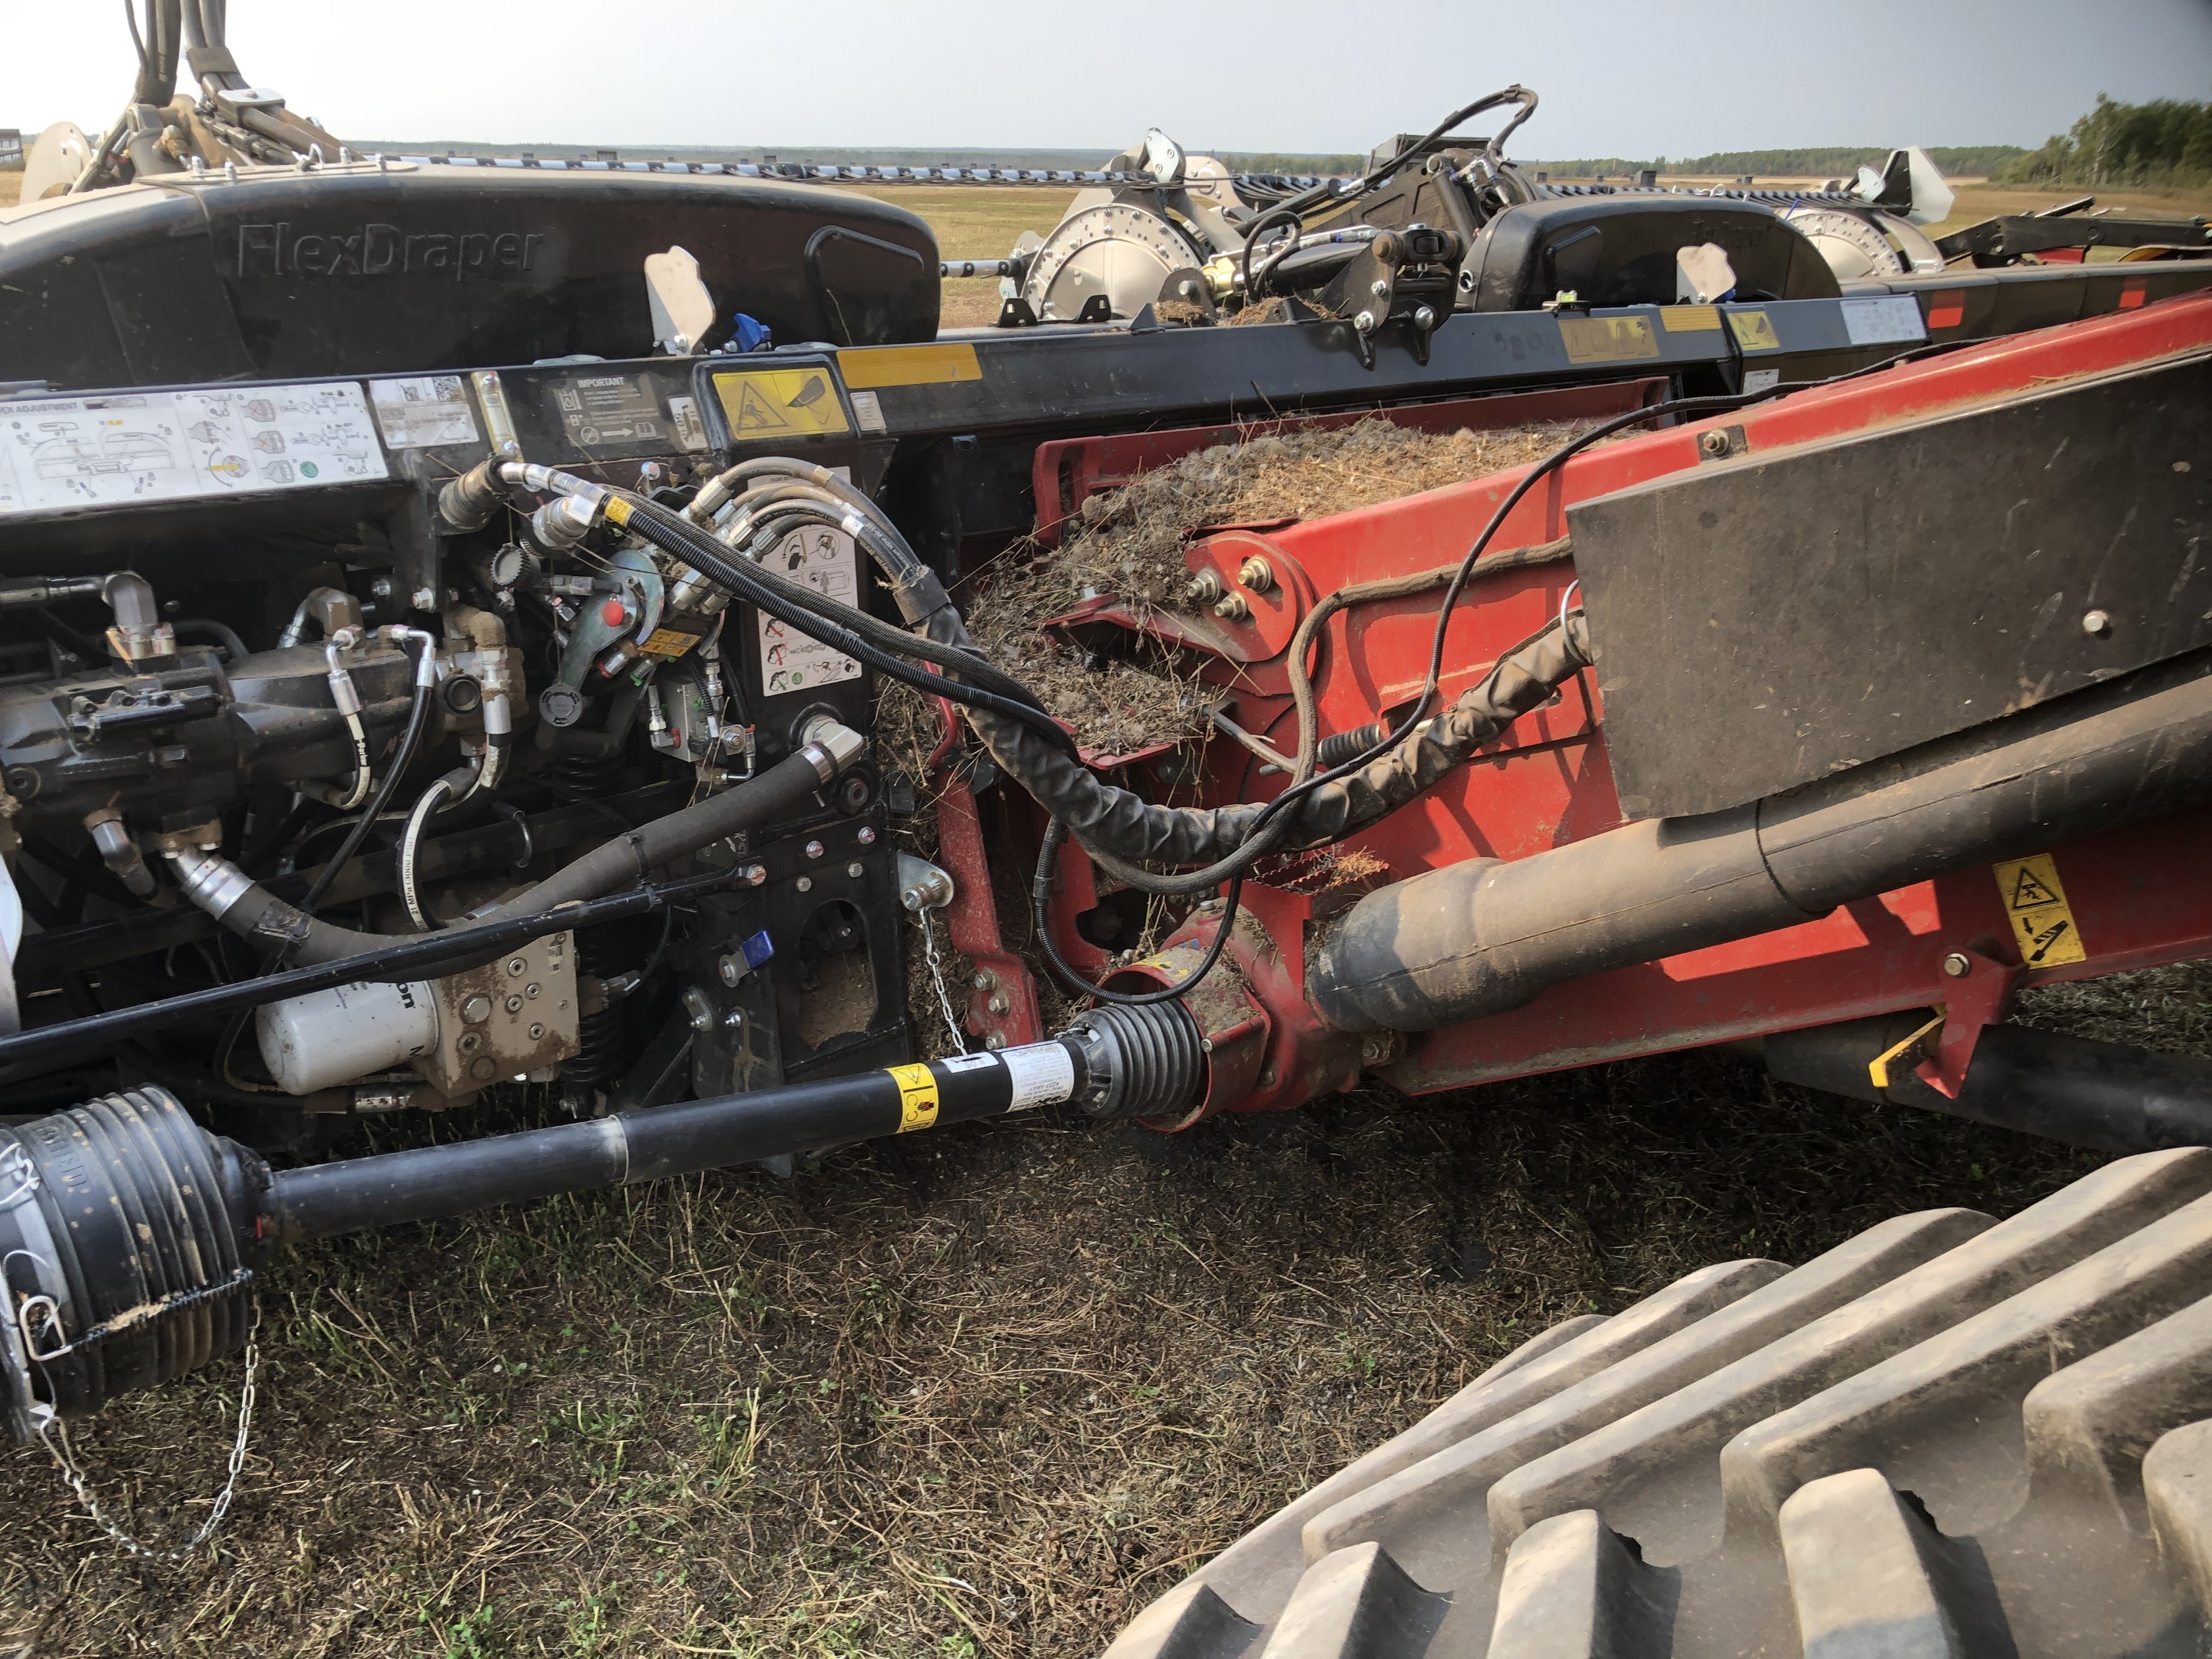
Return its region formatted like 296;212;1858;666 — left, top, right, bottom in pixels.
888;1062;939;1132
1992;853;2088;969
637;625;704;659
711;366;852;440
836;342;983;389
1558;315;1660;364
1661;305;1721;332
1727;309;1781;352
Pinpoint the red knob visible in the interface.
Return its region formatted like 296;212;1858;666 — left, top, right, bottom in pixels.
600;598;628;627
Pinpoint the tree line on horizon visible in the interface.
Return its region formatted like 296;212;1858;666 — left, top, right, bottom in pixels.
1998;93;2212;188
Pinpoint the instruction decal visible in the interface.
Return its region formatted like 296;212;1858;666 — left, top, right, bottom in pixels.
755;525;863;697
368;374;479;448
713;366;851;440
889;1062;940;1132
1992;853;2088;968
1558;315;1659;365
0;381;386;516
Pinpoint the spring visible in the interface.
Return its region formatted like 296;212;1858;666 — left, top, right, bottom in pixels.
561;926;629;1089
546;747;626;796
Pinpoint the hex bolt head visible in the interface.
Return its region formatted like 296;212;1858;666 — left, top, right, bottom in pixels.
847;860;865;879
2082;608;2113;637
717;954;744;988
856;826;878;846
369;577;394;599
983;1031;1007;1051
742;864;767;886
987;992;1011;1015
1942;951;1972;977
972;969;998;992
1213;592;1251;621
803;839;826;860
410;586;438;611
1700;430;1730;457
1237;557;1274;593
460;994;493;1025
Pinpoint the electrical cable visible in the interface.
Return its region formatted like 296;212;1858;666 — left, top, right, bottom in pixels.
1031;818;1246;1006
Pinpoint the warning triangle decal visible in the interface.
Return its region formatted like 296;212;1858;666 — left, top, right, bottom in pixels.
736;382;792;435
2009;866;2060;910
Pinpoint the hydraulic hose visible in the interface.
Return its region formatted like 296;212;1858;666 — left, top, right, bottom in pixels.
296;630;437;917
168;721;864;970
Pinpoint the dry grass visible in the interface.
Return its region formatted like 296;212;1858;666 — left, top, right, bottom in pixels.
6;982;2171;1657
830;186;1078;331
0;173;21;210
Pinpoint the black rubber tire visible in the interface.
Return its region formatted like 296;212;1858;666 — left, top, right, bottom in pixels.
1100;1147;2212;1657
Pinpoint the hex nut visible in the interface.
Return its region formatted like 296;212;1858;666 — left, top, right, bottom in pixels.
1213;592;1251;622
1700;430;1730;457
847;861;865;879
1942;951;1972;977
1237;557;1274;593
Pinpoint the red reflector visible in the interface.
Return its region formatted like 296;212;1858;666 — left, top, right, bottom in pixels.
601;598;628;626
2119;283;2148;310
1927;291;1965;329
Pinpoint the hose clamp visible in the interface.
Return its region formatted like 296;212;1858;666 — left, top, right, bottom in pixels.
797;716;866;778
166;848;255;918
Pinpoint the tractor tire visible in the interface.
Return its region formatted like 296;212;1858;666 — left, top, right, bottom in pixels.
1100;1147;2212;1658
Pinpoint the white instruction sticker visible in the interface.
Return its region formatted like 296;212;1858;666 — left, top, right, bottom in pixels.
999;1042;1076;1111
368;374;479;448
1839;294;1928;347
1742;366;1781;394
941;1052;998;1073
0;381;387;516
755;525;863;697
667;395;709;452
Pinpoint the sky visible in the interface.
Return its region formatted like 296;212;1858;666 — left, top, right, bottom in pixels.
5;0;2210;160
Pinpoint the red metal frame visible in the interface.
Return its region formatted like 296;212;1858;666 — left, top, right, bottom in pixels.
1015;293;2212;1118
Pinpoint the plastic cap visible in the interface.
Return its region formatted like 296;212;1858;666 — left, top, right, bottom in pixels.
600;598;628;627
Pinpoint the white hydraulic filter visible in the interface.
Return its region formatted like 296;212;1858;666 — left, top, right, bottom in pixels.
257;979;441;1094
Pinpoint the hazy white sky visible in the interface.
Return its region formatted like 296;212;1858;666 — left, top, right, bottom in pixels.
5;0;2210;158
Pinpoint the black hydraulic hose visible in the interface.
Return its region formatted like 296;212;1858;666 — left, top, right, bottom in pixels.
174;739;849;969
297;636;433;918
609;492;1078;754
0;868;743;1072
1241;207;1303;301
1031;819;1249;1005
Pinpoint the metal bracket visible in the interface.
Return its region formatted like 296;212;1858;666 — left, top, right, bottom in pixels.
1912;947;2020;1098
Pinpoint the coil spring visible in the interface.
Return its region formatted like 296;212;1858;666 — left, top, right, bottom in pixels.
561;926;629;1089
547;747;626;796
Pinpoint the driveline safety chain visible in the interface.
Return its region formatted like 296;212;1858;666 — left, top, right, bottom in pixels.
916;908;971;1056
36;1295;263;1561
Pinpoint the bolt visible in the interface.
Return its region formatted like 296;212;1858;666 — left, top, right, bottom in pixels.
1353;310;1376;333
796;875;813;892
973;969;998;992
369;577;394;599
803;839;825;860
723;1008;746;1030
469;1056;498;1081
856;825;878;846
987;992;1010;1015
525;982;541;999
505;994;523;1013
1184;569;1224;607
1369;278;1389;298
847;860;865;879
460;994;493;1025
1700;430;1730;457
2082;608;2112;637
1213;592;1251;622
983;1031;1007;1051
1412;304;1436;330
410;586;437;611
1942;951;1972;977
718;954;744;987
528;1022;546;1041
1237;556;1274;592
742;864;767;886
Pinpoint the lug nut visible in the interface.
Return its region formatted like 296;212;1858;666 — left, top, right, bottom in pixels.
1237;557;1274;592
1184;569;1224;607
1213;592;1251;621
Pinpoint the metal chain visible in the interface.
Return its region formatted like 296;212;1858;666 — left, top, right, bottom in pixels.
916;909;969;1055
37;1295;262;1562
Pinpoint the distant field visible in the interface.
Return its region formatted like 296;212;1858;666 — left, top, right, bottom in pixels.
0;172;20;209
